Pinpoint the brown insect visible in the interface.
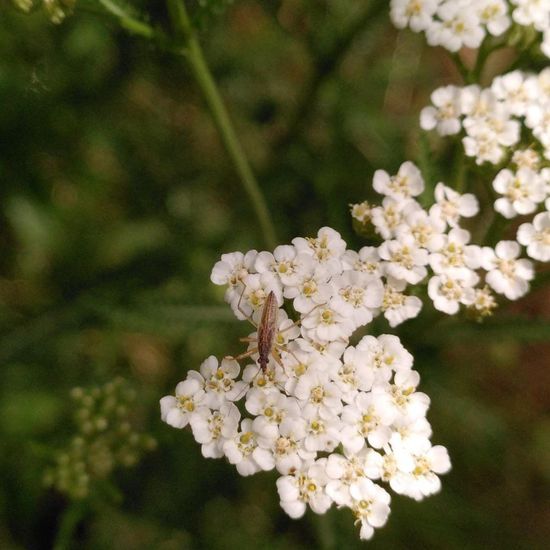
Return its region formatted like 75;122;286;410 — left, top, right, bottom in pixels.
230;290;284;373
228;286;319;378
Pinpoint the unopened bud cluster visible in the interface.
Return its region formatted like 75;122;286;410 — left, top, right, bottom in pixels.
161;231;451;541
45;377;156;500
11;0;75;24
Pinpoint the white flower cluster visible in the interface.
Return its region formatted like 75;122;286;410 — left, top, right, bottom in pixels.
421;69;550;264
353;160;540;310
160;232;452;541
390;0;550;57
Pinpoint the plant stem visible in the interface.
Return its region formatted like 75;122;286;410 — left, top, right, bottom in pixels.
96;0;155;38
166;0;277;249
53;501;88;550
449;52;469;83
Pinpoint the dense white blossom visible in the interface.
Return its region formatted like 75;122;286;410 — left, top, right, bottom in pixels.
390;0;550;59
517;212;550;261
162;225;455;540
422;69;550;176
162;134;550;539
418;70;550;297
481;241;534;299
494;168;546;217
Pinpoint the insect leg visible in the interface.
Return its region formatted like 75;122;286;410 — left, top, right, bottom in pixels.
227;347;259;362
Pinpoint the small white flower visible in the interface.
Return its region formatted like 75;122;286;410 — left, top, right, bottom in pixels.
373;370;430;422
381;278;423;327
189;402;240;458
477;0;511;35
491;70;538;116
379;236;429;285
356;334;414;384
350;200;372;224
428;268;479;314
342;247;382;279
276;460;333;518
428;2;484;52
390;0;439;32
223;418;276;476
300;302;355;343
210;250;258;306
462;127;508;165
390;415;433;452
469;284;498;318
492;168;546;218
481;241;535;300
430;183;479;227
511;148;541;171
373;161;425;199
284;265;332;314
429;228;482;273
333;345;376;402
340;392;395;453
511;0;550;30
201;356;249;408
349;478;391;541
255;245;314;287
237;272;283;322
293;370;344;419
245;387;298;424
325;449;384;507
330;270;384;327
371;197;412;240
302;408;341;453
420;85;463;135
210;250;258;287
292;227;346;272
395;208;446;252
272;416;315;474
160;376;206;429
390;440;451;501
517;212;550;262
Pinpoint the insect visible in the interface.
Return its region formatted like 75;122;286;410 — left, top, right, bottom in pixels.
227;286;320;382
230;290;285;373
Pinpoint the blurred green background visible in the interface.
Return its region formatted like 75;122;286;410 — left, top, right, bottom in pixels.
1;1;549;548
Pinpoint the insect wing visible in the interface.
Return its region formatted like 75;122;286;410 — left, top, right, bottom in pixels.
257;291;278;366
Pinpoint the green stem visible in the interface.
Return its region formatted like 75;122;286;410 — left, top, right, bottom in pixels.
166;0;277;249
449;52;469;83
53;501;88;550
96;0;155;38
452;138;467;193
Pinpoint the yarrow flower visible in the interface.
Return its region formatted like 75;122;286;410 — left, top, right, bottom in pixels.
161;225;453;541
421;69;550;168
353;160;544;314
419;70;550;297
162;124;548;541
389;0;550;59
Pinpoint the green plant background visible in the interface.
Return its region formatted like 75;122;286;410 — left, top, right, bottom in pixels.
0;1;549;548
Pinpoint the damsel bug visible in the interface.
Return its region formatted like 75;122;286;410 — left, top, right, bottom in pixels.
229;290;285;373
227;286;320;380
